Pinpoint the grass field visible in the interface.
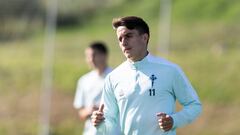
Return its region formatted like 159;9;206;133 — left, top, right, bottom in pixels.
1;0;240;134
1;21;240;135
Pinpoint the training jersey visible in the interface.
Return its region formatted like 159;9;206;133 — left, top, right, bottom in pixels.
73;68;112;135
97;53;202;135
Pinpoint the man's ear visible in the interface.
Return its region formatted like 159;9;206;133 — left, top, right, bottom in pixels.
142;33;149;43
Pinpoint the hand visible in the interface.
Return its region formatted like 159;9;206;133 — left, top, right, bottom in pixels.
91;104;105;126
86;106;99;118
78;106;99;121
157;112;173;132
91;105;99;112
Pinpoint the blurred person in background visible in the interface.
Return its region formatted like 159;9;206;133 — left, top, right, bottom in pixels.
91;16;202;135
73;41;121;135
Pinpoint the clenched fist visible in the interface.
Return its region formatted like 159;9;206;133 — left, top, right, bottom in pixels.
91;104;105;126
157;112;173;132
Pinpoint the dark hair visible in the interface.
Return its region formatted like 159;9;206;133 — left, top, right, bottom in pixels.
112;16;150;37
89;41;108;55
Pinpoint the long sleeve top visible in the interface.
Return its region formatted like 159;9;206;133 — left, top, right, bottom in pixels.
97;53;202;135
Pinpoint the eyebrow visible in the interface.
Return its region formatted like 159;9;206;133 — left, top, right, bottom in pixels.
122;31;134;37
118;32;133;40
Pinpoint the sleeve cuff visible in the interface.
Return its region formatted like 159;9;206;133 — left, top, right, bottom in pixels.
170;114;178;129
96;122;105;134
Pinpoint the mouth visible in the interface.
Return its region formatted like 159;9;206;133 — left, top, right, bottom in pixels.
124;48;131;53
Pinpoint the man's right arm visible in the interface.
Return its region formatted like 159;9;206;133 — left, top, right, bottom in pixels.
92;75;120;134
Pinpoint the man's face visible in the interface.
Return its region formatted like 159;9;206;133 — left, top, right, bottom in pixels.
116;26;148;62
85;48;106;69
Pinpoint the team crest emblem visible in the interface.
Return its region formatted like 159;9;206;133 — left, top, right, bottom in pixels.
149;74;157;96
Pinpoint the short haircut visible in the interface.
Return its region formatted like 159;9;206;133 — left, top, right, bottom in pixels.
89;41;108;55
112;16;150;37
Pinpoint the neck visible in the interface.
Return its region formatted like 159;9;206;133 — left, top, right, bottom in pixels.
129;51;148;62
96;65;107;75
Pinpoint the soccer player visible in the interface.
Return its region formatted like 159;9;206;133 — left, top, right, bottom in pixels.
91;16;202;135
73;42;121;135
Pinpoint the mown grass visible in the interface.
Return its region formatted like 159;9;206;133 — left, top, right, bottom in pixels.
1;21;239;135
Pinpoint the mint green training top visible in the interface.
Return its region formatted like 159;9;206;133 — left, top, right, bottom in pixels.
97;53;202;135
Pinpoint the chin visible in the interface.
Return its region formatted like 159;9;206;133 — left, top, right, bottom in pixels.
126;56;135;61
125;54;132;59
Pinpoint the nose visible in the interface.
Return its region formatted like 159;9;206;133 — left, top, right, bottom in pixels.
121;38;128;46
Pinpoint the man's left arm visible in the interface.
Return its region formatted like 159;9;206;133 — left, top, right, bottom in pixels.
170;66;202;129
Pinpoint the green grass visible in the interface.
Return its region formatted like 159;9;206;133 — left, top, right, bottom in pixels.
1;21;239;135
170;48;240;104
